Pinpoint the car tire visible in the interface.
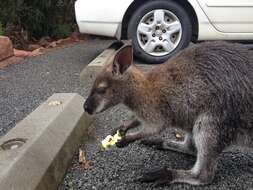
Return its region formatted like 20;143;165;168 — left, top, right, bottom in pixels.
127;0;192;64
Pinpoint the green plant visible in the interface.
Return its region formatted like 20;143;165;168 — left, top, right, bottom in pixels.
0;22;4;35
0;0;75;40
52;24;72;39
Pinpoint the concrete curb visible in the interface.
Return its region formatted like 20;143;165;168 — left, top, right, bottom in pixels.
80;48;116;86
0;93;93;190
79;42;121;87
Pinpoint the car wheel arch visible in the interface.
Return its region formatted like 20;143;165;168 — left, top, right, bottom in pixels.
121;0;199;42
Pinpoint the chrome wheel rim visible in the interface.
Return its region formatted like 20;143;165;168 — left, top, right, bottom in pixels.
137;9;182;57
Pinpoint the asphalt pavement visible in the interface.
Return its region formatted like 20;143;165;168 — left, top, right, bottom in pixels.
0;39;253;190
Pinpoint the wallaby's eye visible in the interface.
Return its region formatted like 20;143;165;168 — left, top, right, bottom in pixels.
95;81;108;95
96;87;106;94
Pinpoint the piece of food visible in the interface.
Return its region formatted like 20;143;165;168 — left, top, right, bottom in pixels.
113;130;122;142
101;130;122;150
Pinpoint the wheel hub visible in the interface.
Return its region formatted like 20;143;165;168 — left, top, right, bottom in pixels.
137;9;182;57
155;29;163;36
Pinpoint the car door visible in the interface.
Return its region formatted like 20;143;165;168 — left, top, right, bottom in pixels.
197;0;253;33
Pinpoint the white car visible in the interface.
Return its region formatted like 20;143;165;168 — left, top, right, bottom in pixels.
75;0;253;63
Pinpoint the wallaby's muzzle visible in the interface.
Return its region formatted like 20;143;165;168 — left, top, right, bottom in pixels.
83;98;94;115
84;94;108;115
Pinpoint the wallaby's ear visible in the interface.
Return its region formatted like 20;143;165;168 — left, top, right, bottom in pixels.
112;45;133;75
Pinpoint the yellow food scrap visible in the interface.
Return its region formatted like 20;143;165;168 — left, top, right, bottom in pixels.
113;130;122;142
101;130;122;150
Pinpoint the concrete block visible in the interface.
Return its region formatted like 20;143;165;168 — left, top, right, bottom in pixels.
80;48;117;87
0;93;93;190
80;41;127;87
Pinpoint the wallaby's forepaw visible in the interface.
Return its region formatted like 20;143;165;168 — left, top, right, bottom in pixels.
138;167;173;185
112;126;130;148
115;136;131;148
140;139;164;150
111;125;128;137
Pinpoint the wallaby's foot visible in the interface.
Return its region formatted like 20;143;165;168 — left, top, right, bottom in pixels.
141;135;196;156
138;167;173;185
111;119;141;136
111;125;128;137
138;167;212;186
115;136;132;148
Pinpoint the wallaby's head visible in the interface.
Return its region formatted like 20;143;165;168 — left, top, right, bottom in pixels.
84;45;133;115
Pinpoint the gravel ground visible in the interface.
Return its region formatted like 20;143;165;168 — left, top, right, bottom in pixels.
1;39;253;190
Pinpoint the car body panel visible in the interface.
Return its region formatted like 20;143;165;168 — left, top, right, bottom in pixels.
197;0;253;33
75;0;134;37
75;0;253;40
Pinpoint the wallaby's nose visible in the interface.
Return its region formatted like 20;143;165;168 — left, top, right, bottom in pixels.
83;102;88;112
83;101;92;115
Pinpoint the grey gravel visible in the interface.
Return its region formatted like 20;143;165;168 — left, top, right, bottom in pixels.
0;39;252;190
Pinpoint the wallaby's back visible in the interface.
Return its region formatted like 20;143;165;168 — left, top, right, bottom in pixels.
146;42;253;131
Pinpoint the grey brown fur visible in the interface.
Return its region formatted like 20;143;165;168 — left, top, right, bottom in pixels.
84;41;253;185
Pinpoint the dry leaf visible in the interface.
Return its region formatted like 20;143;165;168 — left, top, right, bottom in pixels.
79;149;90;169
175;133;183;139
79;148;85;164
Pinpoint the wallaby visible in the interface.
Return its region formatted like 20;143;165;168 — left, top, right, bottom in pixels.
84;41;253;185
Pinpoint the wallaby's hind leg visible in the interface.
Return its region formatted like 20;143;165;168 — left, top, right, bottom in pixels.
139;113;226;185
141;133;196;156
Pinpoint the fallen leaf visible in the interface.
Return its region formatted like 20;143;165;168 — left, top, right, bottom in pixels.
79;148;90;169
175;133;183;139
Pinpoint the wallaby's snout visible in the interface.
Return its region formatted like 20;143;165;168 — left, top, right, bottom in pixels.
83;98;93;115
83;92;107;115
